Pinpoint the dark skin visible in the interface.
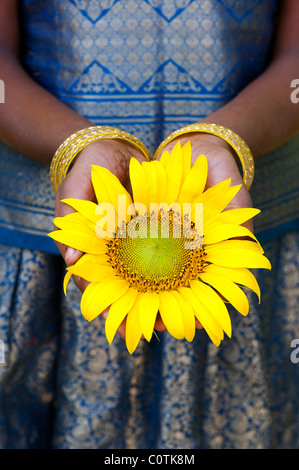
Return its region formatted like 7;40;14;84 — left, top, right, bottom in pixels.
1;0;299;337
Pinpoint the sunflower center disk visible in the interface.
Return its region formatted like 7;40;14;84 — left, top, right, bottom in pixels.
107;211;206;292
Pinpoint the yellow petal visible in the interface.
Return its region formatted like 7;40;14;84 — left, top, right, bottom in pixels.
151;160;167;203
191;180;232;228
159;149;170;168
178;153;208;203
204;326;222;347
125;294;143;354
205;240;271;270
217;238;264;253
216;208;261;225
54;212;95;234
48;230;108;254
202;207;261;242
193;179;230;206
194;179;241;213
190;279;232;337
199;271;249;316
181;140;192;183
72;253;109;266
91;165;132;213
63;270;73;295
203;264;261;302
67;259;115;283
60;198;100;224
172;291;196;342
163;141;183;205
203;223;258;245
80;277;129;321
138;291;160;342
66;253;111;283
105;287;138;344
213;184;242;212
142;161;158;207
179;286;223;339
158;290;184;339
129;157;149;209
62;246;107;295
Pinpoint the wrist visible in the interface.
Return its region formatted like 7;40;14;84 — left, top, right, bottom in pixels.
49;125;150;193
154;123;254;190
181;131;233;153
74;139;140;183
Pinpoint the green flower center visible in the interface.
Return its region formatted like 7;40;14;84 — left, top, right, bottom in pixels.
107;211;206;292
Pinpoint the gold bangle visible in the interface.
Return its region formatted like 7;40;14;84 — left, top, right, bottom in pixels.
153;123;255;190
50;126;152;192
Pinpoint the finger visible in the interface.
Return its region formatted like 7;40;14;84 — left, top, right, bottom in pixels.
69;273;89;293
64;246;83;267
154;313;167;332
204;151;254;232
53;162;94;263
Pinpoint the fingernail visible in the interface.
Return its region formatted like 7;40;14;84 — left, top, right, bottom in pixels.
101;311;108;320
65;246;77;265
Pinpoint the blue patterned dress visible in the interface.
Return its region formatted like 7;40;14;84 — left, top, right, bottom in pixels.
0;0;299;449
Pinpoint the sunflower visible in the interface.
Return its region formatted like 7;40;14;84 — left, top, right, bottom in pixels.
48;141;271;354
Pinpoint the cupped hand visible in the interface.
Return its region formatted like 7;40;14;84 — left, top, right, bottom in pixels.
155;131;254;331
159;132;253;230
54;138;146;265
54;138;148;337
